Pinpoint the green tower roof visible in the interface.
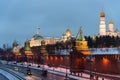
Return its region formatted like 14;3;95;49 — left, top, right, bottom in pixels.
76;27;85;41
25;41;31;51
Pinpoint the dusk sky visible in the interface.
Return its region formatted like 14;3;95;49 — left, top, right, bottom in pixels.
0;0;120;47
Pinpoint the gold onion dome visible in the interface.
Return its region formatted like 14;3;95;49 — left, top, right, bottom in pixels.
66;29;71;35
109;21;114;24
100;11;105;17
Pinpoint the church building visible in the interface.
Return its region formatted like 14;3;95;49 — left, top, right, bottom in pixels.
99;11;120;36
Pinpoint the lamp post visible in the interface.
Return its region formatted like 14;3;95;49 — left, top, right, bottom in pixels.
65;56;69;80
90;54;93;80
60;64;61;72
41;55;45;70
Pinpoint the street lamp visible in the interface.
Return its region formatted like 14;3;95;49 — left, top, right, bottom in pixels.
86;54;93;80
60;64;61;72
53;64;54;71
65;56;69;80
89;54;93;80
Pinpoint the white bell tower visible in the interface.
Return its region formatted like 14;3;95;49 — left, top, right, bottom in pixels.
99;11;106;36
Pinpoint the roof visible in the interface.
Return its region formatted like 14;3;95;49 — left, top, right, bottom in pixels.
66;29;71;35
100;11;105;17
109;21;114;24
90;48;120;55
76;27;85;41
32;33;44;40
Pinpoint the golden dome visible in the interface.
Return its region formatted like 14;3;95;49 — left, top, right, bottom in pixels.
100;11;105;17
66;29;71;36
109;21;114;24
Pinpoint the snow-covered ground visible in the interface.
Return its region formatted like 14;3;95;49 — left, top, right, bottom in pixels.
55;48;120;55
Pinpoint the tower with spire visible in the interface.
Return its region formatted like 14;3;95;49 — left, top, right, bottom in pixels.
99;11;106;36
24;41;33;56
13;40;21;56
75;27;91;55
70;27;91;74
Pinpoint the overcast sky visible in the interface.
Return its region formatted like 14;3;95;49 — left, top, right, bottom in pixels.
0;0;120;47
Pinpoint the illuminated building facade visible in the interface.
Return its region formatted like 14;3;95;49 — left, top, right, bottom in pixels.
61;29;74;42
29;28;74;47
99;11;106;36
99;11;120;36
29;31;59;47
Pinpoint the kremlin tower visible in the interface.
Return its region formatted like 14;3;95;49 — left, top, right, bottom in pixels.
99;11;106;36
75;27;91;55
24;41;33;56
13;40;21;56
70;27;91;73
40;40;48;55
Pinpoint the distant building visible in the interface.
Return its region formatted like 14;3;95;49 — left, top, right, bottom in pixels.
29;28;74;47
61;29;74;42
99;11;120;36
29;30;59;47
12;40;21;56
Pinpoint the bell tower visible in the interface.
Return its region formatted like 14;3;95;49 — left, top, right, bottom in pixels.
108;21;114;32
99;11;106;36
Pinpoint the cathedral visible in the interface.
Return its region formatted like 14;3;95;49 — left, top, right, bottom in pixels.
99;11;120;36
61;29;74;42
